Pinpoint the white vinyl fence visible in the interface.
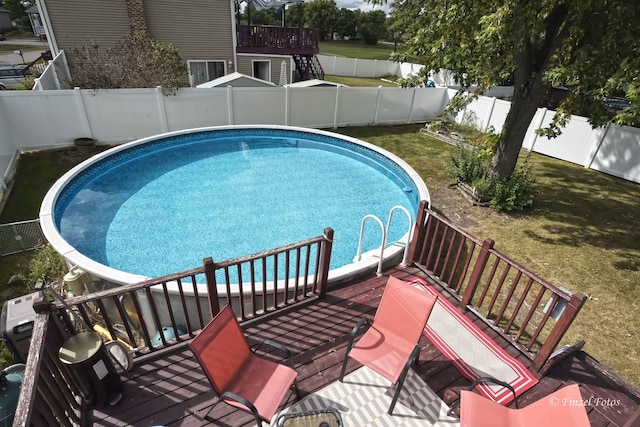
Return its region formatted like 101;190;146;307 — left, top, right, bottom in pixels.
0;84;447;189
450;88;640;184
0;54;639;194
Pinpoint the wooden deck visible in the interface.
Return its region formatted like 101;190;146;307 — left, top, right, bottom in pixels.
89;265;640;427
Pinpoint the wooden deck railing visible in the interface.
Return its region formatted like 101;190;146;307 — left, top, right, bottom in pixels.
13;229;333;426
407;200;587;372
236;25;319;55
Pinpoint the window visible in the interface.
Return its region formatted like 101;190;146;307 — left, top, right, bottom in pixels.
188;61;225;86
252;60;271;82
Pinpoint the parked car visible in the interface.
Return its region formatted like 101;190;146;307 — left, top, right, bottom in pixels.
0;66;28;90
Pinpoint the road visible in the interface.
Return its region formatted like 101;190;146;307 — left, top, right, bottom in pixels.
0;37;51;66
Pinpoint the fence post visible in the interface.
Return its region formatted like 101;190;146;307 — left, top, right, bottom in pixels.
155;86;169;133
74;87;93;139
527;107;547;152
316;228;334;299
407;87;417;123
406;200;428;265
531;292;587;372
333;86;341;128
585;122;610;169
374;85;382;125
203;257;220;317
284;85;290;126
226;85;234;125
460;238;494;308
484;97;497;132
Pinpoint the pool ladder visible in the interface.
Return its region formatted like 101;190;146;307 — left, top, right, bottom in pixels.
355;205;414;276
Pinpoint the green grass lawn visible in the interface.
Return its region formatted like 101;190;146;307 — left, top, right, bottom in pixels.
324;75;398;87
1;125;639;388
319;40;399;87
335;125;640;388
319;40;395;60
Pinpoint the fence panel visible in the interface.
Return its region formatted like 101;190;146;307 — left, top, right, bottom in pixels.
375;87;416;124
411;88;449;122
231;87;287;125
0;220;46;256
81;89;165;144
287;87;338;128
528;112;598;166
335;87;380;126
590;124;640;182
0;90;82;150
164;88;231;130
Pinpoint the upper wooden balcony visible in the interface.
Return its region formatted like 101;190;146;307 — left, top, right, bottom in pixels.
236;25;319;56
13;204;640;426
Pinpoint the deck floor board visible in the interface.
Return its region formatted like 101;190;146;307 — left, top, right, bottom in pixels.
89;265;639;426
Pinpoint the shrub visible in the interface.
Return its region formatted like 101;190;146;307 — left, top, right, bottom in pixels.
490;159;537;211
68;34;188;95
24;244;67;288
471;177;493;197
446;129;537;211
447;143;487;184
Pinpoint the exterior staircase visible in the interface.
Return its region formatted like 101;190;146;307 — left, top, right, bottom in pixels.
292;54;325;81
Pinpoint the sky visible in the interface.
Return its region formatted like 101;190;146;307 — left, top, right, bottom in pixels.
336;0;389;12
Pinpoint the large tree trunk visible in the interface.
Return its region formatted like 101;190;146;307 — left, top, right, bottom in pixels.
487;4;570;183
487;56;546;182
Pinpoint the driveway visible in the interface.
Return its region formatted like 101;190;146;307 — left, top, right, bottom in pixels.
0;37;51;66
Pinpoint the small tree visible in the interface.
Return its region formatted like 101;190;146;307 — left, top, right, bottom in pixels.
358;10;387;45
388;0;640;184
304;0;338;41
68;34;187;94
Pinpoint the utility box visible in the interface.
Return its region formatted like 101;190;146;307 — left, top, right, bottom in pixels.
0;292;41;363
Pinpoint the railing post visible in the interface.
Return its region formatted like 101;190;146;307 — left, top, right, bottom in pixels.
461;238;494;308
406;200;429;265
316;227;334;299
203;257;220;318
531;292;587;372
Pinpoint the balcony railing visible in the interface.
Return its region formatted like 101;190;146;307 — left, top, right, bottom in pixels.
407;201;587;373
13;229;333;426
13;200;588;424
236;25;319;55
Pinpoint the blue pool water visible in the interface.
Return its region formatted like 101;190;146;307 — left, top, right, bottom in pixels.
54;128;420;279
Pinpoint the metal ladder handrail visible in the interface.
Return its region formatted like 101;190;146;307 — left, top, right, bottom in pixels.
385;205;413;266
355;214;387;276
355;206;414;276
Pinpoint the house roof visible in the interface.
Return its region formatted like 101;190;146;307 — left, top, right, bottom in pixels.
285;79;346;88
196;72;277;88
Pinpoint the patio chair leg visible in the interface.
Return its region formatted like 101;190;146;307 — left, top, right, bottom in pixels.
292;377;301;400
339;353;349;382
388;345;420;415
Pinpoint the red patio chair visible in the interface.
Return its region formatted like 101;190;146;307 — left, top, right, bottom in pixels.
189;304;300;426
339;275;438;414
459;383;590;426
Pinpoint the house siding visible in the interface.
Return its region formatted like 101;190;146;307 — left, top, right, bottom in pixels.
143;0;234;63
45;0;131;52
41;0;292;85
237;54;292;85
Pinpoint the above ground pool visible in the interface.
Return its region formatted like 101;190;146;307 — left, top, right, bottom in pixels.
40;126;429;285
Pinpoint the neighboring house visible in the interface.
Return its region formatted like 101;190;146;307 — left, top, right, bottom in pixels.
33;0;323;87
0;5;12;33
25;5;46;39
